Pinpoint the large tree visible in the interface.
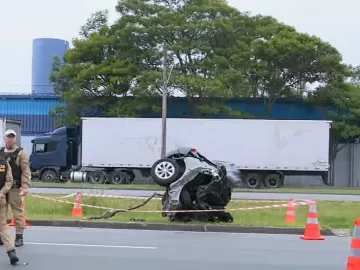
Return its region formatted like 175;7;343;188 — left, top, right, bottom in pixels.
113;0;257;117
246;18;349;117
309;77;360;185
50;0;350;123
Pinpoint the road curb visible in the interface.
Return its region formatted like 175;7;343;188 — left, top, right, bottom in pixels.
25;220;335;236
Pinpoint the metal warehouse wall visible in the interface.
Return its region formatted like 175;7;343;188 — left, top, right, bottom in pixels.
32;38;70;95
0;95;64;135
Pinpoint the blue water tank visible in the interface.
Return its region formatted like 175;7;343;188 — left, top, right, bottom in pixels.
31;38;70;95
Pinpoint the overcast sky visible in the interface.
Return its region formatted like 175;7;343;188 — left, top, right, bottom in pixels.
1;0;358;93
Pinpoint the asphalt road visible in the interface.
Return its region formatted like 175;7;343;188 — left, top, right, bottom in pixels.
30;187;360;201
0;227;350;270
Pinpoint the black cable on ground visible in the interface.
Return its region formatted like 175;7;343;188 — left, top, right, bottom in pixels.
83;192;163;220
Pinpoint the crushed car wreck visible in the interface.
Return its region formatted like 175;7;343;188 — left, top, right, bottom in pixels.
150;147;234;223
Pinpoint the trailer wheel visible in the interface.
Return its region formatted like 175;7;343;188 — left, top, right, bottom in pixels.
109;171;128;184
151;158;181;186
87;171;107;184
243;173;262;189
263;173;283;188
40;169;58;182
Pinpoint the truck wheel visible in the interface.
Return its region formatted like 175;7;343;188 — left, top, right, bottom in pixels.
263;173;283;188
109;171;128;184
151;158;181;186
40;169;58;182
87;171;107;184
243;173;262;189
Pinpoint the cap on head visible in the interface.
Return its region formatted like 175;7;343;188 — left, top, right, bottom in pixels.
4;129;16;137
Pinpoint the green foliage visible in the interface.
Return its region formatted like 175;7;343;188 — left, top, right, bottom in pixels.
50;0;352;138
312;81;360;144
49;105;67;128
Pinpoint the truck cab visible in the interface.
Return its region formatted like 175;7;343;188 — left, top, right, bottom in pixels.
30;126;79;181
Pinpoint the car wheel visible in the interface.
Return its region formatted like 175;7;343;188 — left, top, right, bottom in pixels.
151;158;181;186
263;173;283;188
216;164;227;177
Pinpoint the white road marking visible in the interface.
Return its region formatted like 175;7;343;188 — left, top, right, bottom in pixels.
26;242;158;249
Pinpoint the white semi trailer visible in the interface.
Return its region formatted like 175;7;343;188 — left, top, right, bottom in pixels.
30;117;331;189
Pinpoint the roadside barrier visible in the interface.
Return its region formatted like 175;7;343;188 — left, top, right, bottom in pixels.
44;192;291;204
27;193;310;214
23;192;319;232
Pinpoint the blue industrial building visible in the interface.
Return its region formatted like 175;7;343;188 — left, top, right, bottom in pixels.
0;94;331;136
0;94;64;135
0;38;69;136
31;38;70;95
146;98;330;120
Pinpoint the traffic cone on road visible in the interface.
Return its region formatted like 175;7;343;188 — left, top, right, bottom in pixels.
346;218;360;269
300;200;324;240
71;192;83;217
285;198;296;224
9;196;30;226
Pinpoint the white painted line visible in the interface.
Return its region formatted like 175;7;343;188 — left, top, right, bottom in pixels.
26;242;158;249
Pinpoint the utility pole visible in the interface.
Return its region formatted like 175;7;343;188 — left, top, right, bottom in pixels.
160;42;168;158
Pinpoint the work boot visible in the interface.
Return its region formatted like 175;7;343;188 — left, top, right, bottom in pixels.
7;250;19;265
14;235;23;247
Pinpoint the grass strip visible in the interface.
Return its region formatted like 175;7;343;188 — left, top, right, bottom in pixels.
15;194;360;229
31;181;360;195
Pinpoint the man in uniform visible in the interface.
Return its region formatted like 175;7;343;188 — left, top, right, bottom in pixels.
0;152;19;264
0;129;31;247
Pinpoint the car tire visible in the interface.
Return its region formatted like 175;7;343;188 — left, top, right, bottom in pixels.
151;158;181;186
217;164;227;177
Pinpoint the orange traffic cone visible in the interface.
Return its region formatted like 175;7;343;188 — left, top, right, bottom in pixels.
300;200;324;240
346;218;360;269
285;198;296;224
9;196;30;226
72;192;83;217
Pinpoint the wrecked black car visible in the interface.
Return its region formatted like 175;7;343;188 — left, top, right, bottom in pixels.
150;147;233;223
